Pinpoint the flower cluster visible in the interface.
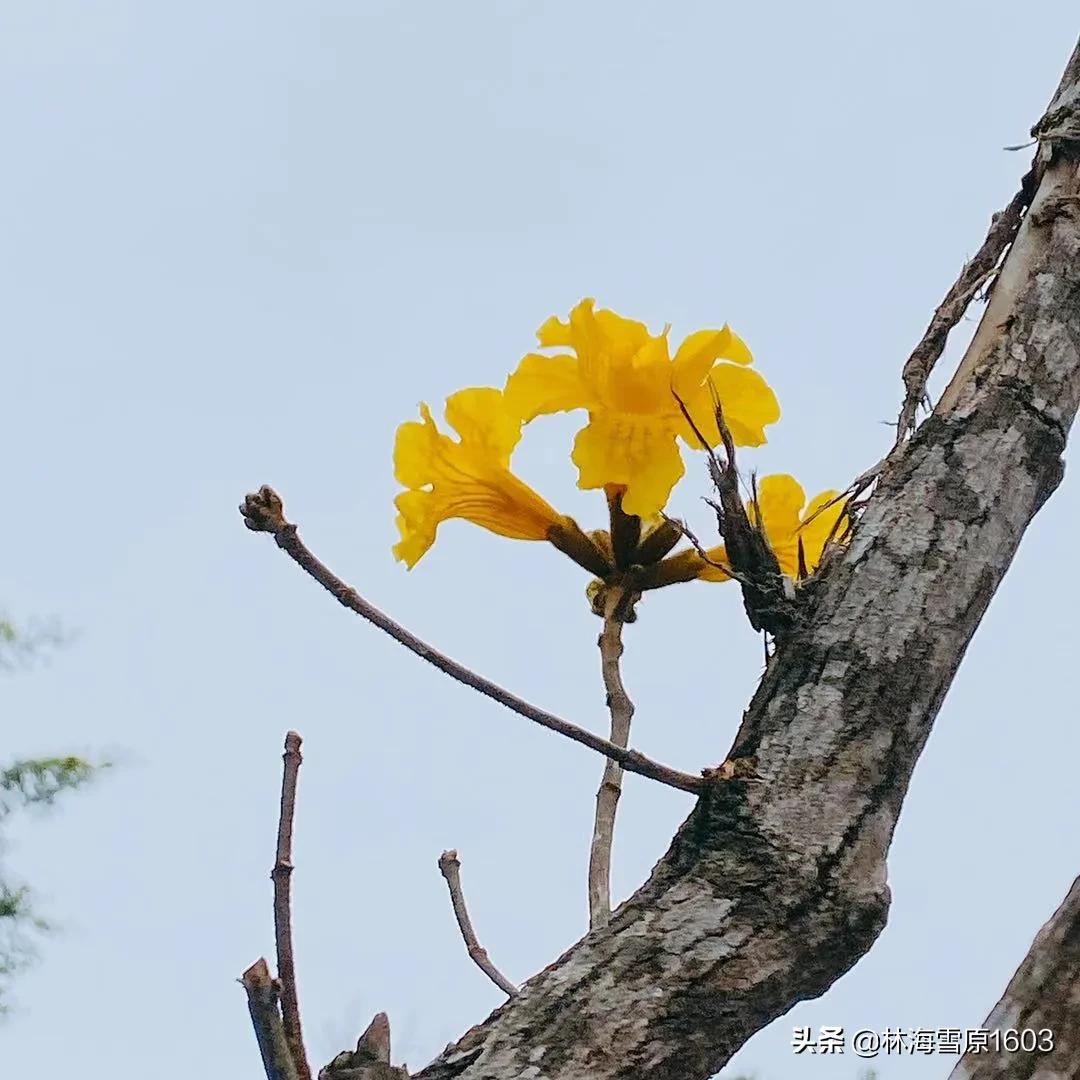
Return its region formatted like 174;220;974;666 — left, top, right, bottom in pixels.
393;298;845;594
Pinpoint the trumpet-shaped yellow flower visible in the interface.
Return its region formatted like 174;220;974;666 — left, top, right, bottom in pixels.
393;387;564;568
504;298;780;517
698;474;845;582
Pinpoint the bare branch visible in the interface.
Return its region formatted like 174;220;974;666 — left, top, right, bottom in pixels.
437;850;518;998
587;587;636;929
273;731;311;1080
242;958;301;1080
239;486;704;796
949;875;1080;1079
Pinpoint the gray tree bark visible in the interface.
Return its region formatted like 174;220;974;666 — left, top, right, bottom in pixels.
404;36;1080;1080
949;876;1080;1080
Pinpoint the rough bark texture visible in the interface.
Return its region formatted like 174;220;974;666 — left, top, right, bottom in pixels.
410;41;1080;1080
949;876;1080;1080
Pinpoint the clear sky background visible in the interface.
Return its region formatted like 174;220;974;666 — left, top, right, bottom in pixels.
3;4;1078;1078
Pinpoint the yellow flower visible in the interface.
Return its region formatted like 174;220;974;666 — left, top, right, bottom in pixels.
504;298;780;517
393;387;567;568
697;474;845;582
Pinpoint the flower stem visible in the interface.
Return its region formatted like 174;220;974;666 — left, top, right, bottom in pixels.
587;587;635;930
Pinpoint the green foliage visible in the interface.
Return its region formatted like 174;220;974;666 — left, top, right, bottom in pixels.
0;756;97;1012
0;757;96;816
0;614;68;672
1;611;97;1013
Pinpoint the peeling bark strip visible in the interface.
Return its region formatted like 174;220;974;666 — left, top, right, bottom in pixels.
895;176;1036;442
413;40;1080;1080
949;875;1080;1079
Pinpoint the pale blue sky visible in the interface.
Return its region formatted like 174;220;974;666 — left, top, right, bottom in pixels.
3;4;1078;1078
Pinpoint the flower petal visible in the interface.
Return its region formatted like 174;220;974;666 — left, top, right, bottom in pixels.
592;307;652;356
571;412;684;517
446;474;561;539
392;395;564;567
443;387;522;466
606;332;673;413
393;469;562;567
677;364;780;448
696;544;736;582
537;305;578;347
393;403;443;488
504;353;592;421
392;490;438;568
566;299;658;409
750;474;805;535
718;325;753;366
671;325;754;399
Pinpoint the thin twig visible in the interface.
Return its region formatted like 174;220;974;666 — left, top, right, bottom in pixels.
711;388;738;473
437;850;518;998
671;387;727;488
273;732;311;1080
800;461;880;529
894;168;1038;443
239;487;704;796
587;587;635;930
242;958;301;1080
659;513;752;586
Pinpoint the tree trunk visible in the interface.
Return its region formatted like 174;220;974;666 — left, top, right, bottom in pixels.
409;37;1080;1080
